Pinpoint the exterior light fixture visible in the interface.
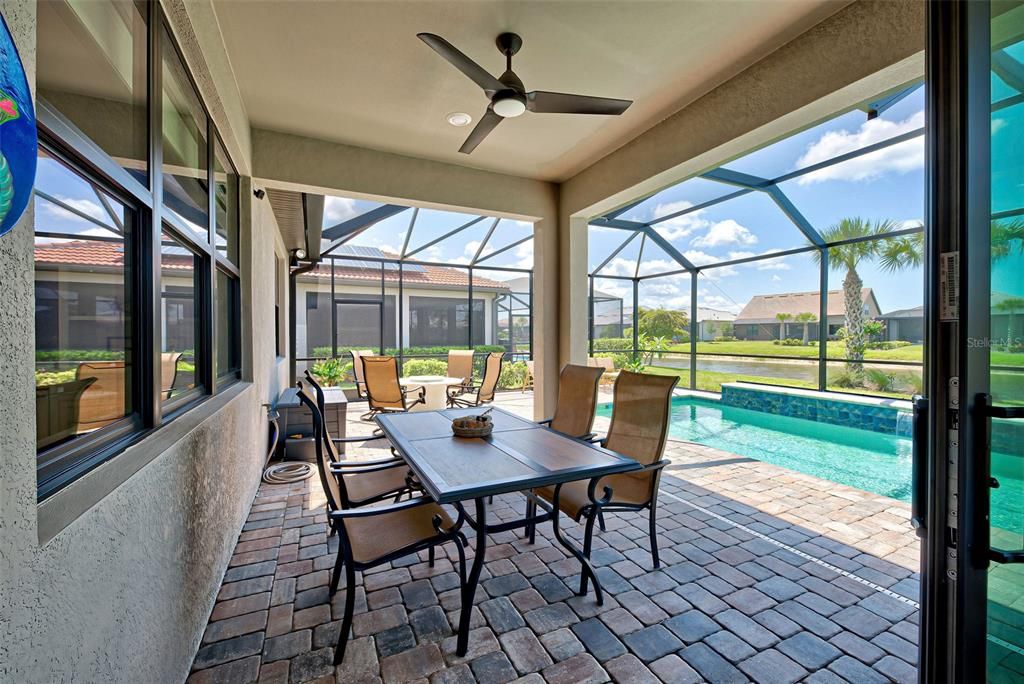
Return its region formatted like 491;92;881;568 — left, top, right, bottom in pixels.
446;112;472;127
293;248;307;260
492;92;527;118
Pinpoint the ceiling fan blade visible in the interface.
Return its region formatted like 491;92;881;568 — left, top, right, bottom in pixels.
526;91;632;115
417;33;505;95
459;108;502;154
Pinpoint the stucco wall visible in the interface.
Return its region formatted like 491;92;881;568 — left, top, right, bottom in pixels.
0;2;288;681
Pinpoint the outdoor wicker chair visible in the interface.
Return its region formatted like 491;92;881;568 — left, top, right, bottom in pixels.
296;383;466;665
446;351;503;408
531;371;678;587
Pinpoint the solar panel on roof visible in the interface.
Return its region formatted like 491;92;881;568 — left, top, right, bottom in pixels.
330;245;426;272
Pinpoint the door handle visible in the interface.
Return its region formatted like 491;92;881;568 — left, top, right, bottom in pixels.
910;395;928;536
979;394;1024;564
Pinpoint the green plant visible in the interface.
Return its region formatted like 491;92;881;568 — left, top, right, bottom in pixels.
865;368;898;393
638;308;689;339
591;338;633;352
813;217;923;372
35;369;77;386
497;361;529;389
622;358;646;373
310;358;348;387
829;367;865;389
36;349;126;362
775;312;793;341
794;312;817;345
402;358;447;377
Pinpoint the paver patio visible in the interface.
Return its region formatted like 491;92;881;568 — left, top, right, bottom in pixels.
189;391;920;684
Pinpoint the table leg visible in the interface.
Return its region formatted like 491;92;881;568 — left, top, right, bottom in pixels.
456;496;488;657
549;484;604;605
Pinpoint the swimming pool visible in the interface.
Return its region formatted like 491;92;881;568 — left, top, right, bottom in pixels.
595;395;1022;534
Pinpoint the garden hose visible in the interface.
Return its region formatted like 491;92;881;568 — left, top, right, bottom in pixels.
260;405;314;484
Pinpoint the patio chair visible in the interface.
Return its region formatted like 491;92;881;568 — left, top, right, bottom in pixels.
446;349;475;389
531;371;678;578
362;355;426;423
522;360;534;392
75;361;127;433
161;351;181;399
296;378;417;507
540;364;605;439
349;349;374;420
36;377;95;449
296;383;466;665
447;351;503;408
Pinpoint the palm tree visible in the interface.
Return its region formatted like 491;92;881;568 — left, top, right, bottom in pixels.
813;217;923;372
994;297;1024;351
775;312;792;341
795;312;818;345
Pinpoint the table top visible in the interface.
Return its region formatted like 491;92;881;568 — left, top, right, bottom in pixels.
400;375;464;385
375;407;641;503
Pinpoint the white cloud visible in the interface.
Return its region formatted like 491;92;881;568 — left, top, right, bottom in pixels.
645;200;710;241
690;220;758;248
795;110;924;185
41;197;108;224
698;294;742;314
324;196;360;223
772;274;782;282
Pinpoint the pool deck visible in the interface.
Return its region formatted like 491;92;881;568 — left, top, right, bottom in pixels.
189;390;920;683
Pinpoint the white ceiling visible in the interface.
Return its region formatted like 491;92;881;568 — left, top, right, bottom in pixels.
214;0;847;182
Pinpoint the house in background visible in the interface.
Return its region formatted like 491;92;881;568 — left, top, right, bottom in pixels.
733;289;883;341
295;246;511;358
696;307;737;340
878;305;925;343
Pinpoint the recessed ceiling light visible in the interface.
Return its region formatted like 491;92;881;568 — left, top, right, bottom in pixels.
446;112;472;127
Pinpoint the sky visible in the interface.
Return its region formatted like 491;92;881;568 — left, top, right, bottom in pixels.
589;85;929;316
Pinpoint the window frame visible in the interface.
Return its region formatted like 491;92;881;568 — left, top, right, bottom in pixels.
33;3;242;500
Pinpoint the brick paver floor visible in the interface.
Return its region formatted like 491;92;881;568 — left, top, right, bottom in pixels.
189;391;920;683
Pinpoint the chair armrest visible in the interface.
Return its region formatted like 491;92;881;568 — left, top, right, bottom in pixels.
331;461;408;475
329;495;437;519
586;434;607;446
633;459;669;474
580;432;597;442
537;418;553;426
332;435;383;444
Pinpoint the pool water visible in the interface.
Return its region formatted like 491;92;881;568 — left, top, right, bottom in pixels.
596;396;1023;534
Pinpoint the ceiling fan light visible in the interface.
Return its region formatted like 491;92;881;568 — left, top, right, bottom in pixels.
493;95;526;118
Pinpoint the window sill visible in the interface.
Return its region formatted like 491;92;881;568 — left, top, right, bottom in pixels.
37;382;252;545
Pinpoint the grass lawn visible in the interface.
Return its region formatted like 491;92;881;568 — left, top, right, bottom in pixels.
645;364;913;400
660;340;926;362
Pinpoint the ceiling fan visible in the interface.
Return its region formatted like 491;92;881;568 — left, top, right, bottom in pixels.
417;32;633;154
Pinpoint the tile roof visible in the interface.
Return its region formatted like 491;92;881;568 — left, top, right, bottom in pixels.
35;240;195;271
735;289;878;323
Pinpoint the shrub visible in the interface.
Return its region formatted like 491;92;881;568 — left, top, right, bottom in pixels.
497;361;529;389
779;338;803;346
402;358;447;377
310;358;348;387
35;369;77;386
621;358;646;373
829;368;865;389
715;336;737;342
36;349;125;362
311;345;507;358
865;368;898;393
591;338;633;352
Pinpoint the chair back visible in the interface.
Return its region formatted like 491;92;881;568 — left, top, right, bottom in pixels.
362;356;405;409
161;352;181;398
36;377;95;448
304;370;342;463
478;352;504;402
296;382;346;512
75;361;127;432
549;364;605;438
349;349;374;395
605;370;678;465
447;350;475;385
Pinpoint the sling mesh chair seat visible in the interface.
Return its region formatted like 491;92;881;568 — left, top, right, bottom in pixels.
296;383;465;664
302;371;415;507
446;349;475;390
349;349;375;421
532;371;678;580
362;355;426;421
447;351;503;408
538;364;605;440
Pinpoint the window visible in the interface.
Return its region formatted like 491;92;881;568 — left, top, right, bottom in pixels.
33;3;244;500
34;148;139;480
161;25;209;241
37;0;149;180
409;296;485;347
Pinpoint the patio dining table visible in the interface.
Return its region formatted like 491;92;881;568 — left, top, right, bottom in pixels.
375;407;641;656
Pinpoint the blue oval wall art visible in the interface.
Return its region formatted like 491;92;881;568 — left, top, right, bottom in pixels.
0;13;36;238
